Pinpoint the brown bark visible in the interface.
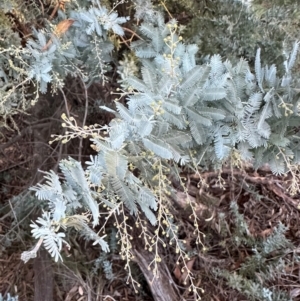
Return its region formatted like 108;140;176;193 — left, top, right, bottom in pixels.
34;249;54;301
132;248;181;301
31;98;55;301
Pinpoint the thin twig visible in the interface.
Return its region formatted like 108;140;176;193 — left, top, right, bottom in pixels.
160;1;173;19
0;122;52;151
49;2;59;20
122;27;144;41
8;199;24;244
59;87;71;118
0;158;32;173
78;77;89;162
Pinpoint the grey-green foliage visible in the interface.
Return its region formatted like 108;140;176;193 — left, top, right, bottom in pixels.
0;0;41;128
24;1;128;92
0;0;15;12
93;255;114;280
125;13;300;174
230;201;292;255
252;0;300;41
214;203;292;301
167;0;299;70
0;0;128;129
92;228;117;280
216;269;291;301
23;0;300;266
132;0;158;22
27;159;110;261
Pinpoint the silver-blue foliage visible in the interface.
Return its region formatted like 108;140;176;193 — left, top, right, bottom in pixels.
21;0;300;264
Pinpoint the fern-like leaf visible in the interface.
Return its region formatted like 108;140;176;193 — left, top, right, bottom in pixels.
110;177;137;214
142;137;173;159
105;151;128;180
287;41;299;71
255;48;264;92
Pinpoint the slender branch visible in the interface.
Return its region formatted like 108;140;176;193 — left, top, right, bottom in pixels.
59;87;71;118
78;77;89;162
122;27;144;41
0;122;52;151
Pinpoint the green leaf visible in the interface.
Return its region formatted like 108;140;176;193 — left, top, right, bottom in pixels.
164;131;192;145
201;88;227;101
142;138;173;159
269;157;285;176
127;76;148;92
185;107;212;126
110;177;137;214
116;102;133;123
255;48;264;92
200;107;226;120
180;66;207;90
105;151;128;180
189;121;205;145
141;66;157;92
163;99;181;114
